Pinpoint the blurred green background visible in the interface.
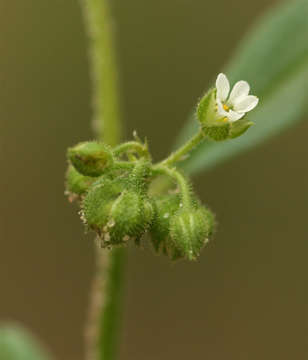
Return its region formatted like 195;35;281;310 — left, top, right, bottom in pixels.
0;0;307;359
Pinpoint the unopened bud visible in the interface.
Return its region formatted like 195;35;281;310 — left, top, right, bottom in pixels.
108;191;153;245
169;206;215;261
65;165;95;200
68;141;114;177
82;176;153;247
150;194;181;253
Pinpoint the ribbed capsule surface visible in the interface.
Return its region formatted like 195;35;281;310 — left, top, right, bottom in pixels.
169;207;214;260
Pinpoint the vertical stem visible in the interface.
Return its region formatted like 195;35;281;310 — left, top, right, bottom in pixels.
81;0;122;145
86;245;125;360
80;0;125;360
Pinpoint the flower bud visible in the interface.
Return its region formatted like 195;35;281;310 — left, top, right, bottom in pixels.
169;206;215;261
68;141;114;177
128;160;152;193
150;194;181;253
82;176;153;247
82;177;124;230
65;165;95;201
108;191;153;245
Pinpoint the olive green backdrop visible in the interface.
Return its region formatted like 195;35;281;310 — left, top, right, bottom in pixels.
0;0;307;359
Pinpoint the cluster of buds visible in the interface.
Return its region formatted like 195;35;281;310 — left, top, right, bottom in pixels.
65;73;258;261
65;139;214;261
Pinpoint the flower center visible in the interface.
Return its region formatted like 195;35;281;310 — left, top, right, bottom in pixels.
223;104;230;111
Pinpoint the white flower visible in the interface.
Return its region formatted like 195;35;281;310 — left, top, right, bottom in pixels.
215;73;259;123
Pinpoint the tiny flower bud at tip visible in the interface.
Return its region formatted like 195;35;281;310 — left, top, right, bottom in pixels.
68;141;114;177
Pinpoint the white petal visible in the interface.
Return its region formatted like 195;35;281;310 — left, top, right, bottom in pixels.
233;95;259;113
216;73;230;102
216;97;229;117
227;110;245;122
229;80;250;104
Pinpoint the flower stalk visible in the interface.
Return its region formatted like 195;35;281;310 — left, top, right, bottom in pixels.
160;130;205;167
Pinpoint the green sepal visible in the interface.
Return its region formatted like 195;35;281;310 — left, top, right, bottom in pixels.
169;206;215;261
150;193;181;252
202;123;230;141
197;88;217;126
229;119;254;139
65;165;95;199
127;160;152;193
82;176;127;232
197;88;233;141
107;191;153;245
82;175;153;247
68;141;114;177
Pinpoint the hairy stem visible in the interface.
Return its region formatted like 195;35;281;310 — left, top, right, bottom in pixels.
113;141;150;159
153;166;192;208
160;130;204;167
81;0;122;145
80;0;125;359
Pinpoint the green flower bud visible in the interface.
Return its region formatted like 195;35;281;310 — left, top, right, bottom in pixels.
169;206;215;261
127;160;152;193
82;176;153;247
150;193;181;253
68;141;114;177
108;190;153;245
65;165;95;201
82;176;125;230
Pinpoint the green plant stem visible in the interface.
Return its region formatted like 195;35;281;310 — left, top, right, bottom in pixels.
159;130;204;167
80;1;125;360
153;166;191;208
81;0;122;145
98;247;126;360
113;141;150;159
86;246;125;360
